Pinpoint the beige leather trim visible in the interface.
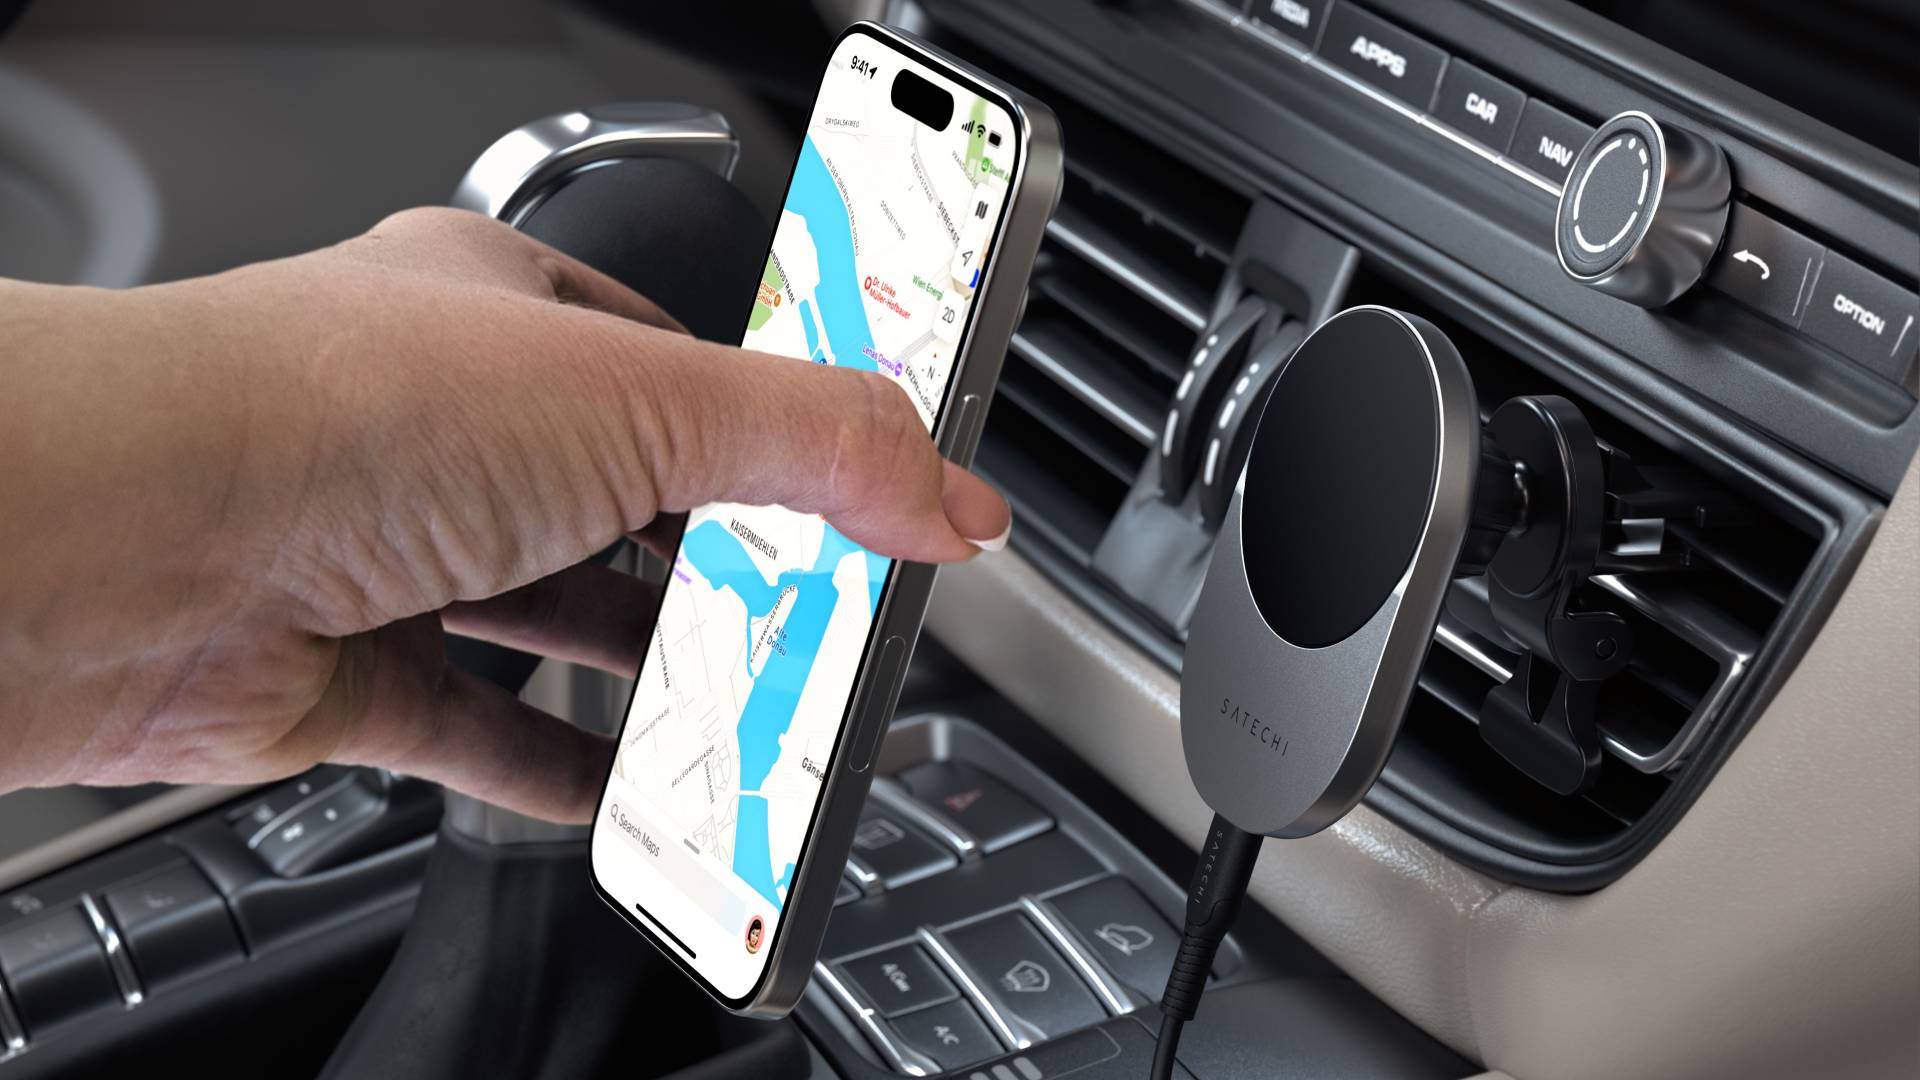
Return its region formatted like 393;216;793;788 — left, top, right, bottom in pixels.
925;458;1920;1078
0;784;246;893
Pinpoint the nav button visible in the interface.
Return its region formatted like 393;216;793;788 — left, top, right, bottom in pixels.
1511;99;1592;187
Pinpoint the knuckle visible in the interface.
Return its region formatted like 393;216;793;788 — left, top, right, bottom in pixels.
830;371;922;510
367;206;510;247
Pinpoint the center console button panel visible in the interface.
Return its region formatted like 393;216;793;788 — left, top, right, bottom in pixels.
1247;0;1331;51
886;997;1004;1072
1705;204;1826;325
101;861;243;994
850;808;959;889
0;764;440;1060
1317;3;1446;111
807;713;1458;1077
838;943;958;1018
897;760;1054;853
1044;877;1182;999
1508;98;1593;187
1430;59;1522;154
944;912;1106;1040
1798;250;1920;384
0;907;121;1038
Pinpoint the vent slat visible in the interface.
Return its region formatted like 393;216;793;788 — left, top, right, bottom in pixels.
1031;262;1190;382
974;415;1115;565
996;366;1144;482
1009;325;1163;446
1670;521;1807;609
1046;209;1209;332
1064;156;1241;262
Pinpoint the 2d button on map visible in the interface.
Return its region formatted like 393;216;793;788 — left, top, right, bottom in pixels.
851;809;957;888
1044;877;1182;998
887;998;1003;1071
897;761;1053;853
838;943;958;1017
944;913;1105;1038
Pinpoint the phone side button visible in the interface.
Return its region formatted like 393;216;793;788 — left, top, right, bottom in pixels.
939;393;983;463
849;636;908;773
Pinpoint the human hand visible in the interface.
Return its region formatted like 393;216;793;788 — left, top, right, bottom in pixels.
0;207;1010;821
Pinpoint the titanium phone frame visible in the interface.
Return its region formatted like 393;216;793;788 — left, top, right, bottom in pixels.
587;20;1063;1018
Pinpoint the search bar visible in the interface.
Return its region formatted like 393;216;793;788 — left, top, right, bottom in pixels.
606;797;748;940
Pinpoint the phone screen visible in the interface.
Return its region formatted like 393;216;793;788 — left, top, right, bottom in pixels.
590;29;1020;1002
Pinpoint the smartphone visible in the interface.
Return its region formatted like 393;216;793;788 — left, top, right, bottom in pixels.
588;22;1061;1018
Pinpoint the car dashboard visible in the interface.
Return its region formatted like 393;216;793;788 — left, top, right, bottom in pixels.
0;1;1914;1078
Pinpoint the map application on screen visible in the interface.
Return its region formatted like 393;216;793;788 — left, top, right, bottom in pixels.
592;33;1018;999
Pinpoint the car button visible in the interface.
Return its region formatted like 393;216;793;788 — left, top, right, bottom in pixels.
944;913;1105;1038
103;862;243;994
1705;204;1826;326
1247;0;1332;51
898;761;1053;853
888;997;1002;1070
0;907;121;1037
1430;59;1522;154
851;808;957;888
1798;250;1919;385
1046;878;1182;998
838;943;957;1017
1510;99;1592;186
1318;4;1446;112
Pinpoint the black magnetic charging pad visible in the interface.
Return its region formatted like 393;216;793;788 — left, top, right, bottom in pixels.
1242;311;1441;649
1180;305;1477;838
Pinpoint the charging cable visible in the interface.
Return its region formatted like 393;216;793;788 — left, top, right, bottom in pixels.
1149;814;1263;1080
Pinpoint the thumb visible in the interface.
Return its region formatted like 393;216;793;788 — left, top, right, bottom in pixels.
623;333;1011;564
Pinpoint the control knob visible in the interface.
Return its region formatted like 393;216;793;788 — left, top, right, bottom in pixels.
1554;111;1730;307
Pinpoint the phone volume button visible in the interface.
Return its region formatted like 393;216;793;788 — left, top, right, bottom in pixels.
939;394;983;464
850;636;909;773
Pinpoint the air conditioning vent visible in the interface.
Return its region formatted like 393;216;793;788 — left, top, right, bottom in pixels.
976;91;1250;564
1281;270;1827;886
946;38;1854;891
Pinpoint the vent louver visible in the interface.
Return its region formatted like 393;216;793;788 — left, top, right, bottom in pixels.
975;93;1250;566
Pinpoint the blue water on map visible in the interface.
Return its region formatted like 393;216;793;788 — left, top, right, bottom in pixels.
785;135;914;612
796;298;823;363
787;136;877;373
731;796;776;909
669;133;950;909
680;518;866;909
